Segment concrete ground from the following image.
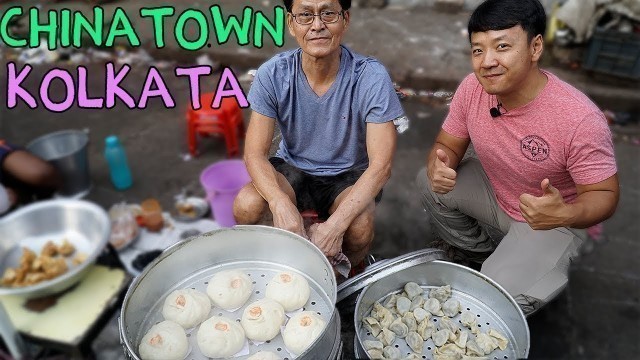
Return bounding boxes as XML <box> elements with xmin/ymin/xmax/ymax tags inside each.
<box><xmin>0</xmin><ymin>0</ymin><xmax>639</xmax><ymax>359</ymax></box>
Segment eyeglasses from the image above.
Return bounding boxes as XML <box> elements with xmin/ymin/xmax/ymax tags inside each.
<box><xmin>291</xmin><ymin>10</ymin><xmax>344</xmax><ymax>25</ymax></box>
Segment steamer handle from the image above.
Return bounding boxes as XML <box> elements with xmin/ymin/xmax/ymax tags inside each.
<box><xmin>0</xmin><ymin>302</ymin><xmax>27</xmax><ymax>359</ymax></box>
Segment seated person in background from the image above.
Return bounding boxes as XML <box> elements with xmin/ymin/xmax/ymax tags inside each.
<box><xmin>415</xmin><ymin>0</ymin><xmax>619</xmax><ymax>315</ymax></box>
<box><xmin>233</xmin><ymin>0</ymin><xmax>405</xmax><ymax>271</ymax></box>
<box><xmin>0</xmin><ymin>139</ymin><xmax>61</xmax><ymax>215</ymax></box>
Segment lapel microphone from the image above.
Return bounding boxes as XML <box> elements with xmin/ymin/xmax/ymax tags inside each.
<box><xmin>490</xmin><ymin>102</ymin><xmax>503</xmax><ymax>118</ymax></box>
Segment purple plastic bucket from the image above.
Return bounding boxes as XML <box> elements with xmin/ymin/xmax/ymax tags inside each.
<box><xmin>199</xmin><ymin>160</ymin><xmax>251</xmax><ymax>227</ymax></box>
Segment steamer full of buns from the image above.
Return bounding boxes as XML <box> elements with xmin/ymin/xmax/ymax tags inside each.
<box><xmin>119</xmin><ymin>225</ymin><xmax>342</xmax><ymax>360</ymax></box>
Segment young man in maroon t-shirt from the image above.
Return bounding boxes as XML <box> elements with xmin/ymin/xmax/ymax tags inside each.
<box><xmin>416</xmin><ymin>0</ymin><xmax>619</xmax><ymax>315</ymax></box>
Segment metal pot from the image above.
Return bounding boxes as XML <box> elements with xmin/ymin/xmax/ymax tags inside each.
<box><xmin>119</xmin><ymin>225</ymin><xmax>341</xmax><ymax>359</ymax></box>
<box><xmin>27</xmin><ymin>129</ymin><xmax>91</xmax><ymax>198</ymax></box>
<box><xmin>0</xmin><ymin>199</ymin><xmax>110</xmax><ymax>299</ymax></box>
<box><xmin>352</xmin><ymin>259</ymin><xmax>530</xmax><ymax>359</ymax></box>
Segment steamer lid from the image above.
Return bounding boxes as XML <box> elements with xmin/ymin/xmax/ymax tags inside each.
<box><xmin>336</xmin><ymin>248</ymin><xmax>446</xmax><ymax>302</ymax></box>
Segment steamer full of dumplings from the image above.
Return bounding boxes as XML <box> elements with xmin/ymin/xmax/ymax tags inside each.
<box><xmin>118</xmin><ymin>225</ymin><xmax>343</xmax><ymax>360</ymax></box>
<box><xmin>340</xmin><ymin>252</ymin><xmax>530</xmax><ymax>359</ymax></box>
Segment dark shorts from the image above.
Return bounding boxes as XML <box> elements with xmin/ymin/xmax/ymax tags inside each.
<box><xmin>269</xmin><ymin>157</ymin><xmax>382</xmax><ymax>220</ymax></box>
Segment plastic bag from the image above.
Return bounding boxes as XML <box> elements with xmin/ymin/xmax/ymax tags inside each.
<box><xmin>108</xmin><ymin>202</ymin><xmax>140</xmax><ymax>250</ymax></box>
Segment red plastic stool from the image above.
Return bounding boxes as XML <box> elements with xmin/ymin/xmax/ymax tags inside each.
<box><xmin>301</xmin><ymin>209</ymin><xmax>324</xmax><ymax>229</ymax></box>
<box><xmin>187</xmin><ymin>93</ymin><xmax>245</xmax><ymax>157</ymax></box>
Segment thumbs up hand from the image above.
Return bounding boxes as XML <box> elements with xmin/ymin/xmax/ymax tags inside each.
<box><xmin>428</xmin><ymin>149</ymin><xmax>457</xmax><ymax>194</ymax></box>
<box><xmin>519</xmin><ymin>179</ymin><xmax>569</xmax><ymax>230</ymax></box>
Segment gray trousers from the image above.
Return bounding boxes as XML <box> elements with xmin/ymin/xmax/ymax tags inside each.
<box><xmin>416</xmin><ymin>158</ymin><xmax>585</xmax><ymax>315</ymax></box>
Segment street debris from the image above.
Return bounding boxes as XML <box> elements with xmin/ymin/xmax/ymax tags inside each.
<box><xmin>196</xmin><ymin>54</ymin><xmax>220</xmax><ymax>70</ymax></box>
<box><xmin>116</xmin><ymin>47</ymin><xmax>154</xmax><ymax>65</ymax></box>
<box><xmin>394</xmin><ymin>83</ymin><xmax>454</xmax><ymax>106</ymax></box>
<box><xmin>555</xmin><ymin>0</ymin><xmax>640</xmax><ymax>44</ymax></box>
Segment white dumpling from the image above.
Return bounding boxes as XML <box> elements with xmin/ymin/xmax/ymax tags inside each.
<box><xmin>161</xmin><ymin>288</ymin><xmax>211</xmax><ymax>329</ymax></box>
<box><xmin>376</xmin><ymin>327</ymin><xmax>396</xmax><ymax>347</ymax></box>
<box><xmin>241</xmin><ymin>298</ymin><xmax>285</xmax><ymax>341</ymax></box>
<box><xmin>439</xmin><ymin>316</ymin><xmax>459</xmax><ymax>333</ymax></box>
<box><xmin>424</xmin><ymin>298</ymin><xmax>444</xmax><ymax>316</ymax></box>
<box><xmin>476</xmin><ymin>333</ymin><xmax>499</xmax><ymax>354</ymax></box>
<box><xmin>433</xmin><ymin>329</ymin><xmax>453</xmax><ymax>347</ymax></box>
<box><xmin>196</xmin><ymin>315</ymin><xmax>246</xmax><ymax>358</ymax></box>
<box><xmin>460</xmin><ymin>310</ymin><xmax>479</xmax><ymax>334</ymax></box>
<box><xmin>363</xmin><ymin>340</ymin><xmax>384</xmax><ymax>351</ymax></box>
<box><xmin>396</xmin><ymin>296</ymin><xmax>412</xmax><ymax>315</ymax></box>
<box><xmin>413</xmin><ymin>307</ymin><xmax>430</xmax><ymax>323</ymax></box>
<box><xmin>389</xmin><ymin>317</ymin><xmax>409</xmax><ymax>338</ymax></box>
<box><xmin>433</xmin><ymin>354</ymin><xmax>459</xmax><ymax>360</ymax></box>
<box><xmin>372</xmin><ymin>302</ymin><xmax>395</xmax><ymax>328</ymax></box>
<box><xmin>455</xmin><ymin>330</ymin><xmax>470</xmax><ymax>348</ymax></box>
<box><xmin>417</xmin><ymin>318</ymin><xmax>437</xmax><ymax>340</ymax></box>
<box><xmin>282</xmin><ymin>311</ymin><xmax>326</xmax><ymax>356</ymax></box>
<box><xmin>247</xmin><ymin>351</ymin><xmax>282</xmax><ymax>360</ymax></box>
<box><xmin>367</xmin><ymin>349</ymin><xmax>384</xmax><ymax>359</ymax></box>
<box><xmin>383</xmin><ymin>345</ymin><xmax>402</xmax><ymax>359</ymax></box>
<box><xmin>265</xmin><ymin>271</ymin><xmax>310</xmax><ymax>311</ymax></box>
<box><xmin>402</xmin><ymin>312</ymin><xmax>418</xmax><ymax>332</ymax></box>
<box><xmin>206</xmin><ymin>270</ymin><xmax>253</xmax><ymax>310</ymax></box>
<box><xmin>404</xmin><ymin>282</ymin><xmax>423</xmax><ymax>300</ymax></box>
<box><xmin>429</xmin><ymin>285</ymin><xmax>452</xmax><ymax>303</ymax></box>
<box><xmin>410</xmin><ymin>296</ymin><xmax>425</xmax><ymax>311</ymax></box>
<box><xmin>363</xmin><ymin>316</ymin><xmax>383</xmax><ymax>337</ymax></box>
<box><xmin>442</xmin><ymin>298</ymin><xmax>461</xmax><ymax>318</ymax></box>
<box><xmin>406</xmin><ymin>331</ymin><xmax>424</xmax><ymax>353</ymax></box>
<box><xmin>139</xmin><ymin>321</ymin><xmax>188</xmax><ymax>360</ymax></box>
<box><xmin>437</xmin><ymin>343</ymin><xmax>465</xmax><ymax>356</ymax></box>
<box><xmin>465</xmin><ymin>339</ymin><xmax>486</xmax><ymax>357</ymax></box>
<box><xmin>488</xmin><ymin>328</ymin><xmax>509</xmax><ymax>350</ymax></box>
<box><xmin>383</xmin><ymin>294</ymin><xmax>399</xmax><ymax>311</ymax></box>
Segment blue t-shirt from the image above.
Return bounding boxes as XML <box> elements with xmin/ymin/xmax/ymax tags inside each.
<box><xmin>248</xmin><ymin>46</ymin><xmax>405</xmax><ymax>176</ymax></box>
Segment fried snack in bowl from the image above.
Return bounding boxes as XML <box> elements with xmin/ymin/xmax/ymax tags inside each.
<box><xmin>1</xmin><ymin>241</ymin><xmax>82</xmax><ymax>288</ymax></box>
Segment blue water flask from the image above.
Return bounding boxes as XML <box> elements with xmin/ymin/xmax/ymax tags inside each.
<box><xmin>104</xmin><ymin>135</ymin><xmax>133</xmax><ymax>190</ymax></box>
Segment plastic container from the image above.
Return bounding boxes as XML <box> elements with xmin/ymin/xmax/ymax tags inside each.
<box><xmin>199</xmin><ymin>160</ymin><xmax>251</xmax><ymax>227</ymax></box>
<box><xmin>26</xmin><ymin>129</ymin><xmax>91</xmax><ymax>198</ymax></box>
<box><xmin>140</xmin><ymin>198</ymin><xmax>163</xmax><ymax>232</ymax></box>
<box><xmin>583</xmin><ymin>28</ymin><xmax>640</xmax><ymax>80</ymax></box>
<box><xmin>104</xmin><ymin>135</ymin><xmax>132</xmax><ymax>190</ymax></box>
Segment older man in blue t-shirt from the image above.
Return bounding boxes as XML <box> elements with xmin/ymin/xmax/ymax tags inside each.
<box><xmin>233</xmin><ymin>0</ymin><xmax>405</xmax><ymax>271</ymax></box>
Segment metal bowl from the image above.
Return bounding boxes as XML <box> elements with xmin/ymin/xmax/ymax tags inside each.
<box><xmin>0</xmin><ymin>199</ymin><xmax>110</xmax><ymax>299</ymax></box>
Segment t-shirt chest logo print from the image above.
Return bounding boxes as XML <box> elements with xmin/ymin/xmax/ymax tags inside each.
<box><xmin>521</xmin><ymin>135</ymin><xmax>550</xmax><ymax>161</ymax></box>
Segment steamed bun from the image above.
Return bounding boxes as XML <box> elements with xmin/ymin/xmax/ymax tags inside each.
<box><xmin>162</xmin><ymin>288</ymin><xmax>211</xmax><ymax>328</ymax></box>
<box><xmin>138</xmin><ymin>320</ymin><xmax>188</xmax><ymax>360</ymax></box>
<box><xmin>265</xmin><ymin>271</ymin><xmax>310</xmax><ymax>311</ymax></box>
<box><xmin>240</xmin><ymin>298</ymin><xmax>285</xmax><ymax>341</ymax></box>
<box><xmin>206</xmin><ymin>270</ymin><xmax>253</xmax><ymax>310</ymax></box>
<box><xmin>197</xmin><ymin>315</ymin><xmax>246</xmax><ymax>358</ymax></box>
<box><xmin>282</xmin><ymin>311</ymin><xmax>326</xmax><ymax>356</ymax></box>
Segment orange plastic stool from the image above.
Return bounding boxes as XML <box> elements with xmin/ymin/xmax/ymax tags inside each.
<box><xmin>187</xmin><ymin>93</ymin><xmax>245</xmax><ymax>157</ymax></box>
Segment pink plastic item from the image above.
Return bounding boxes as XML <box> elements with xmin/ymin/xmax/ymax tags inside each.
<box><xmin>200</xmin><ymin>160</ymin><xmax>251</xmax><ymax>227</ymax></box>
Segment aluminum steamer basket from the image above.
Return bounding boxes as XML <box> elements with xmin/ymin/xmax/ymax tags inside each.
<box><xmin>119</xmin><ymin>225</ymin><xmax>338</xmax><ymax>359</ymax></box>
<box><xmin>354</xmin><ymin>260</ymin><xmax>529</xmax><ymax>359</ymax></box>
